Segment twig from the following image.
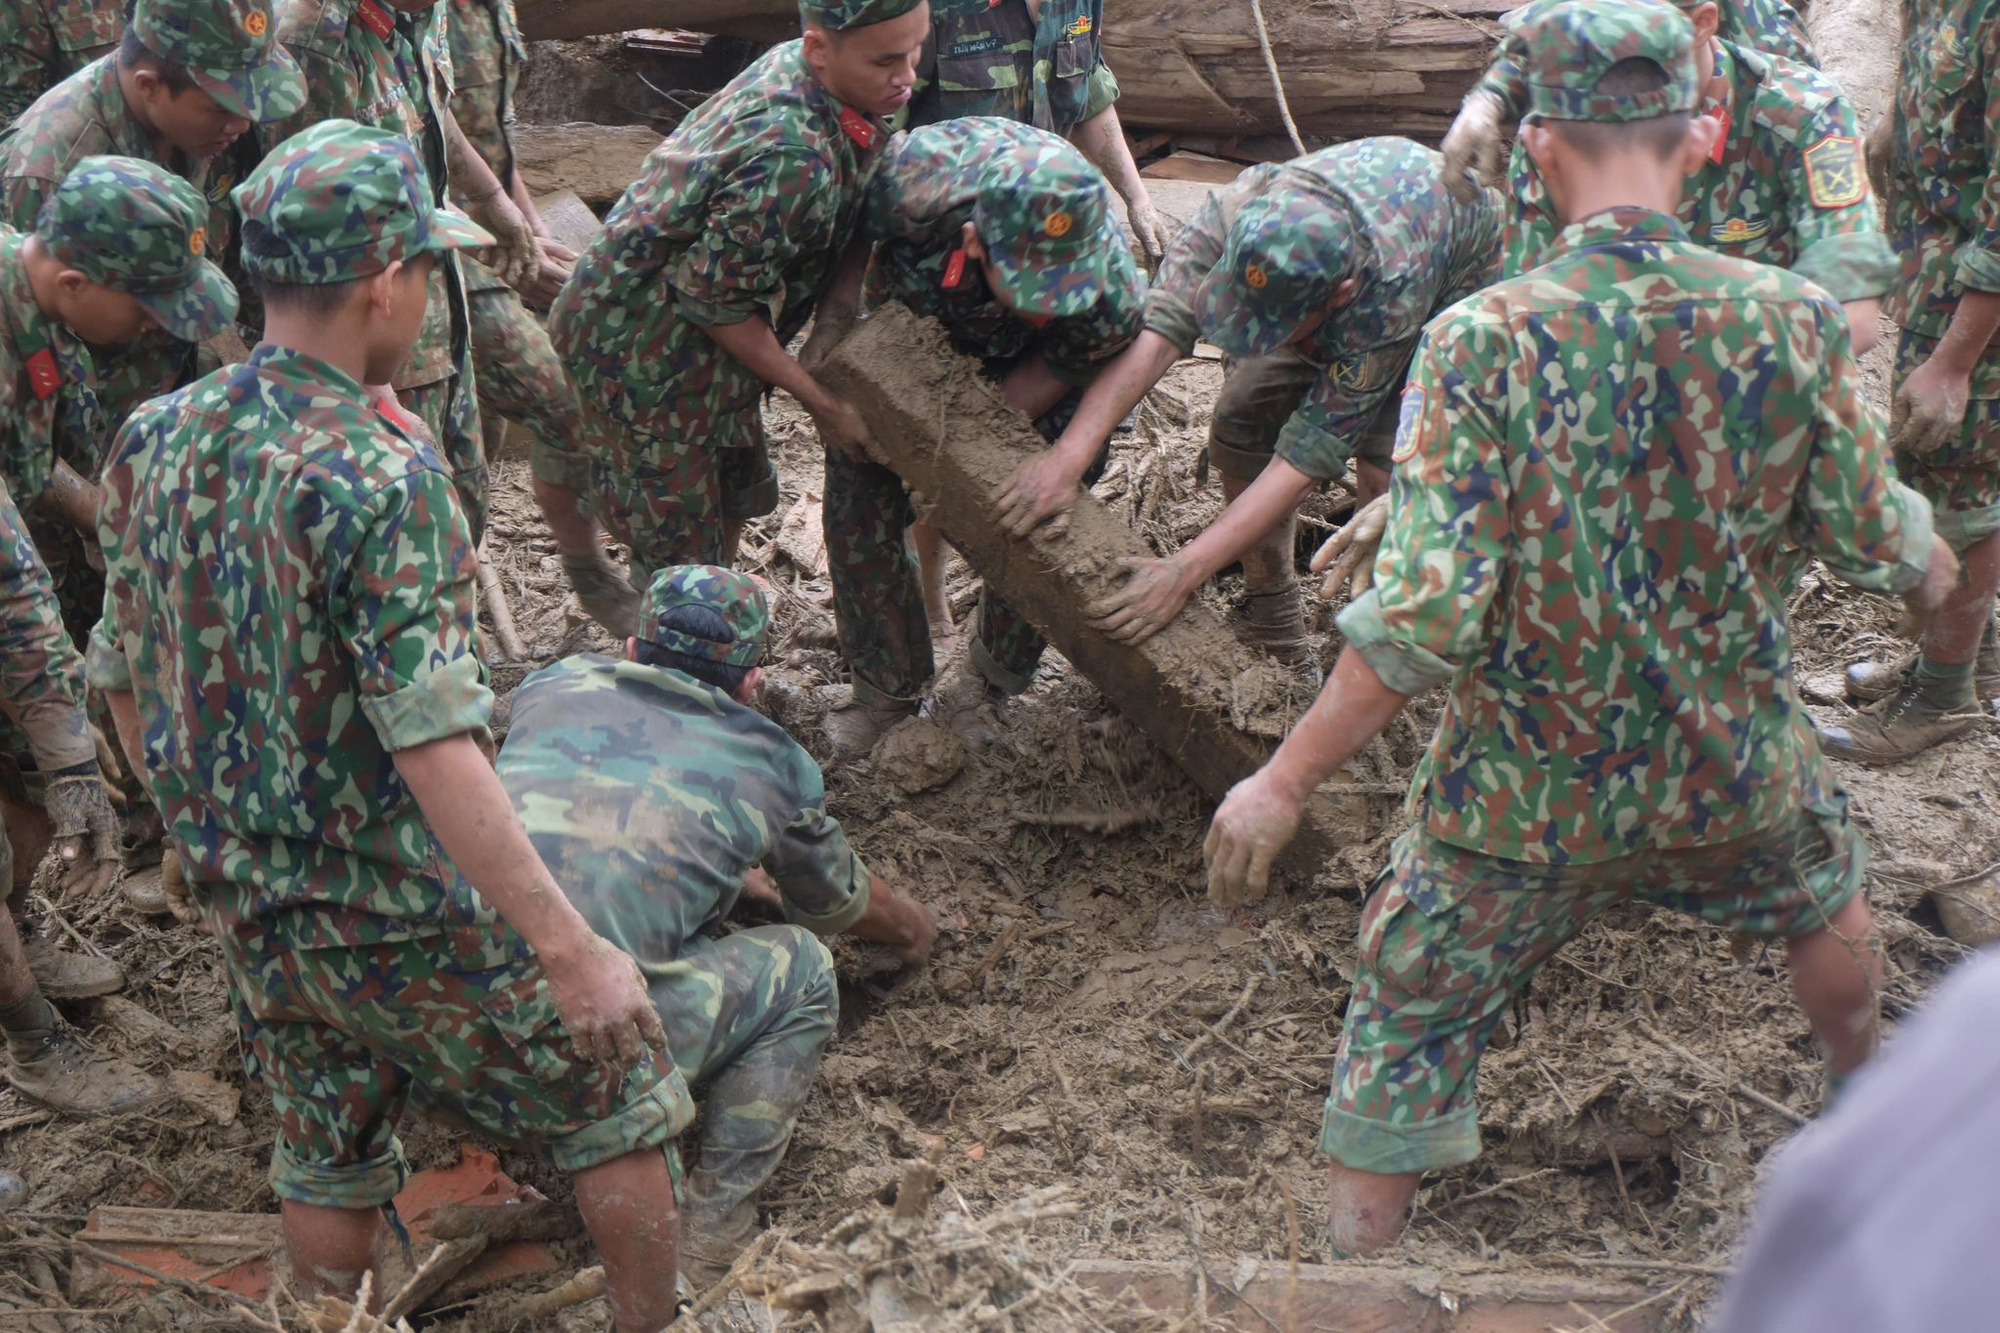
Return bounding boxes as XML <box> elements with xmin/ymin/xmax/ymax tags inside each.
<box><xmin>1133</xmin><ymin>978</ymin><xmax>1200</xmax><ymax>1028</ymax></box>
<box><xmin>1246</xmin><ymin>0</ymin><xmax>1306</xmax><ymax>155</ymax></box>
<box><xmin>512</xmin><ymin>1266</ymin><xmax>606</xmax><ymax>1320</ymax></box>
<box><xmin>954</xmin><ymin>920</ymin><xmax>1022</xmax><ymax>993</ymax></box>
<box><xmin>1008</xmin><ymin>806</ymin><xmax>1161</xmax><ymax>834</ymax></box>
<box><xmin>380</xmin><ymin>1236</ymin><xmax>487</xmax><ymax>1322</ymax></box>
<box><xmin>1540</xmin><ymin>1255</ymin><xmax>1731</xmax><ymax>1277</ymax></box>
<box><xmin>66</xmin><ymin>1239</ymin><xmax>285</xmax><ymax>1331</ymax></box>
<box><xmin>475</xmin><ymin>539</ymin><xmax>527</xmax><ymax>662</ymax></box>
<box><xmin>1441</xmin><ymin>1166</ymin><xmax>1559</xmax><ymax>1210</ymax></box>
<box><xmin>0</xmin><ymin>1111</ymin><xmax>54</xmax><ymax>1134</ymax></box>
<box><xmin>667</xmin><ymin>1231</ymin><xmax>774</xmax><ymax>1329</ymax></box>
<box><xmin>1641</xmin><ymin>1028</ymin><xmax>1808</xmax><ymax>1127</ymax></box>
<box><xmin>1179</xmin><ymin>976</ymin><xmax>1260</xmax><ymax>1065</ymax></box>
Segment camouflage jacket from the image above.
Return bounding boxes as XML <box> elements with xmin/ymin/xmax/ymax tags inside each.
<box><xmin>445</xmin><ymin>0</ymin><xmax>523</xmax><ymax>179</ymax></box>
<box><xmin>1146</xmin><ymin>138</ymin><xmax>1500</xmax><ymax>480</ymax></box>
<box><xmin>497</xmin><ymin>655</ymin><xmax>872</xmax><ymax>974</ymax></box>
<box><xmin>906</xmin><ymin>0</ymin><xmax>1119</xmax><ymax>133</ymax></box>
<box><xmin>0</xmin><ymin>474</ymin><xmax>89</xmax><ymax>773</ymax></box>
<box><xmin>1478</xmin><ymin>0</ymin><xmax>1816</xmax><ymax>112</ymax></box>
<box><xmin>0</xmin><ymin>230</ymin><xmax>102</xmax><ymax>506</ymax></box>
<box><xmin>0</xmin><ymin>0</ymin><xmax>119</xmax><ymax>128</ymax></box>
<box><xmin>0</xmin><ymin>56</ymin><xmax>232</xmax><ymax>435</ymax></box>
<box><xmin>274</xmin><ymin>0</ymin><xmax>462</xmax><ymax>391</ymax></box>
<box><xmin>1340</xmin><ymin>207</ymin><xmax>1932</xmax><ymax>865</ymax></box>
<box><xmin>86</xmin><ymin>343</ymin><xmax>496</xmax><ymax>947</ymax></box>
<box><xmin>548</xmin><ymin>40</ymin><xmax>886</xmax><ymax>435</ymax></box>
<box><xmin>1881</xmin><ymin>0</ymin><xmax>2000</xmax><ymax>394</ymax></box>
<box><xmin>1502</xmin><ymin>40</ymin><xmax>1894</xmax><ymax>302</ymax></box>
<box><xmin>863</xmin><ymin>120</ymin><xmax>1142</xmax><ymax>381</ymax></box>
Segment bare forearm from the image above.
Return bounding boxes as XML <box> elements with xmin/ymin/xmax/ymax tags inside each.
<box><xmin>998</xmin><ymin>355</ymin><xmax>1071</xmax><ymax>422</ymax></box>
<box><xmin>1069</xmin><ymin>103</ymin><xmax>1147</xmax><ymax>206</ymax></box>
<box><xmin>105</xmin><ymin>688</ymin><xmax>146</xmax><ymax>781</ymax></box>
<box><xmin>848</xmin><ymin>873</ymin><xmax>929</xmax><ymax>950</ymax></box>
<box><xmin>1933</xmin><ymin>290</ymin><xmax>2000</xmax><ymax>374</ymax></box>
<box><xmin>1843</xmin><ymin>298</ymin><xmax>1881</xmax><ymax>357</ymax></box>
<box><xmin>1262</xmin><ymin>646</ymin><xmax>1409</xmax><ymax>803</ymax></box>
<box><xmin>1181</xmin><ymin>459</ymin><xmax>1317</xmax><ymax>584</ymax></box>
<box><xmin>394</xmin><ymin>733</ymin><xmax>594</xmax><ymax>964</ymax></box>
<box><xmin>702</xmin><ymin>316</ymin><xmax>841</xmax><ymax>417</ymax></box>
<box><xmin>41</xmin><ymin>461</ymin><xmax>100</xmax><ymax>534</ymax></box>
<box><xmin>1052</xmin><ymin>330</ymin><xmax>1180</xmax><ymax>469</ymax></box>
<box><xmin>444</xmin><ymin>109</ymin><xmax>508</xmax><ymax>202</ymax></box>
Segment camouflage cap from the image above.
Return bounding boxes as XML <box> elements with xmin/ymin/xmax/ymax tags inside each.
<box><xmin>1520</xmin><ymin>0</ymin><xmax>1699</xmax><ymax>123</ymax></box>
<box><xmin>129</xmin><ymin>0</ymin><xmax>306</xmax><ymax>124</ymax></box>
<box><xmin>37</xmin><ymin>156</ymin><xmax>238</xmax><ymax>342</ymax></box>
<box><xmin>799</xmin><ymin>0</ymin><xmax>924</xmax><ymax>31</ymax></box>
<box><xmin>972</xmin><ymin>134</ymin><xmax>1118</xmax><ymax>320</ymax></box>
<box><xmin>640</xmin><ymin>565</ymin><xmax>771</xmax><ymax>670</ymax></box>
<box><xmin>1189</xmin><ymin>191</ymin><xmax>1355</xmax><ymax>360</ymax></box>
<box><xmin>233</xmin><ymin>121</ymin><xmax>495</xmax><ymax>286</ymax></box>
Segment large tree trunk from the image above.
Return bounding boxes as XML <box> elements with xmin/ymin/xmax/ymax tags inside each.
<box><xmin>516</xmin><ymin>0</ymin><xmax>1521</xmax><ymax>141</ymax></box>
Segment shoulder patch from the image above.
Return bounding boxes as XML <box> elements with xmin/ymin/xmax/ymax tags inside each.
<box><xmin>1803</xmin><ymin>135</ymin><xmax>1866</xmax><ymax>210</ymax></box>
<box><xmin>1389</xmin><ymin>382</ymin><xmax>1426</xmax><ymax>465</ymax></box>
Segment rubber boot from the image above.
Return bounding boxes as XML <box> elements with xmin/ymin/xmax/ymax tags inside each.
<box><xmin>20</xmin><ymin>935</ymin><xmax>123</xmax><ymax>1000</ymax></box>
<box><xmin>1820</xmin><ymin>658</ymin><xmax>1983</xmax><ymax>764</ymax></box>
<box><xmin>817</xmin><ymin>686</ymin><xmax>917</xmax><ymax>759</ymax></box>
<box><xmin>1846</xmin><ymin>621</ymin><xmax>2000</xmax><ymax>703</ymax></box>
<box><xmin>2</xmin><ymin>992</ymin><xmax>162</xmax><ymax>1116</ymax></box>
<box><xmin>562</xmin><ymin>551</ymin><xmax>641</xmax><ymax>637</ymax></box>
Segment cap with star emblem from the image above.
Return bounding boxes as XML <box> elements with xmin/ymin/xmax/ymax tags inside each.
<box><xmin>1518</xmin><ymin>0</ymin><xmax>1698</xmax><ymax>124</ymax></box>
<box><xmin>798</xmin><ymin>0</ymin><xmax>925</xmax><ymax>31</ymax></box>
<box><xmin>971</xmin><ymin>133</ymin><xmax>1119</xmax><ymax>319</ymax></box>
<box><xmin>233</xmin><ymin>121</ymin><xmax>495</xmax><ymax>286</ymax></box>
<box><xmin>36</xmin><ymin>156</ymin><xmax>239</xmax><ymax>342</ymax></box>
<box><xmin>129</xmin><ymin>0</ymin><xmax>306</xmax><ymax>123</ymax></box>
<box><xmin>1189</xmin><ymin>190</ymin><xmax>1356</xmax><ymax>360</ymax></box>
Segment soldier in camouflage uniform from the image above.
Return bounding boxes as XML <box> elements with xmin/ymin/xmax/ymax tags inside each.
<box><xmin>88</xmin><ymin>122</ymin><xmax>685</xmax><ymax>1321</ymax></box>
<box><xmin>1202</xmin><ymin>0</ymin><xmax>1948</xmax><ymax>1257</ymax></box>
<box><xmin>1005</xmin><ymin>138</ymin><xmax>1497</xmax><ymax>668</ymax></box>
<box><xmin>272</xmin><ymin>0</ymin><xmax>550</xmax><ymax>546</ymax></box>
<box><xmin>0</xmin><ymin>0</ymin><xmax>121</xmax><ymax>127</ymax></box>
<box><xmin>1822</xmin><ymin>0</ymin><xmax>2000</xmax><ymax>762</ymax></box>
<box><xmin>498</xmin><ymin>564</ymin><xmax>935</xmax><ymax>1284</ymax></box>
<box><xmin>445</xmin><ymin>0</ymin><xmax>635</xmax><ymax>630</ymax></box>
<box><xmin>808</xmin><ymin>116</ymin><xmax>1141</xmax><ymax>752</ymax></box>
<box><xmin>546</xmin><ymin>0</ymin><xmax>930</xmax><ymax>600</ymax></box>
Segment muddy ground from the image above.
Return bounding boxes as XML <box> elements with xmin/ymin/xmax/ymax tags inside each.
<box><xmin>0</xmin><ymin>332</ymin><xmax>1989</xmax><ymax>1329</ymax></box>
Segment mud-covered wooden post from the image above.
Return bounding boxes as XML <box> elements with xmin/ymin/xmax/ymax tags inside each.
<box><xmin>820</xmin><ymin>303</ymin><xmax>1377</xmax><ymax>880</ymax></box>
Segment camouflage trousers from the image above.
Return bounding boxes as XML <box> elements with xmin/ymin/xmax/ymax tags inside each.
<box><xmin>397</xmin><ymin>367</ymin><xmax>489</xmax><ymax>549</ymax></box>
<box><xmin>465</xmin><ymin>261</ymin><xmax>589</xmax><ymax>498</ymax></box>
<box><xmin>826</xmin><ymin>389</ymin><xmax>1093</xmax><ymax>703</ymax></box>
<box><xmin>651</xmin><ymin>923</ymin><xmax>838</xmax><ymax>1260</ymax></box>
<box><xmin>1891</xmin><ymin>328</ymin><xmax>2000</xmax><ymax>553</ymax></box>
<box><xmin>1321</xmin><ymin>805</ymin><xmax>1868</xmax><ymax>1176</ymax></box>
<box><xmin>1209</xmin><ymin>346</ymin><xmax>1398</xmax><ymax>483</ymax></box>
<box><xmin>215</xmin><ymin>914</ymin><xmax>693</xmax><ymax>1209</ymax></box>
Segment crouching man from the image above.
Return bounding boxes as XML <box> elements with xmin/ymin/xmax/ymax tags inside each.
<box><xmin>497</xmin><ymin>564</ymin><xmax>937</xmax><ymax>1284</ymax></box>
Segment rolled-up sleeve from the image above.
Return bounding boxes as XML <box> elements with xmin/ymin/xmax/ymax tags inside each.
<box><xmin>1141</xmin><ymin>188</ymin><xmax>1232</xmax><ymax>353</ymax></box>
<box><xmin>668</xmin><ymin>147</ymin><xmax>836</xmax><ymax>328</ymax></box>
<box><xmin>767</xmin><ymin>756</ymin><xmax>872</xmax><ymax>934</ymax></box>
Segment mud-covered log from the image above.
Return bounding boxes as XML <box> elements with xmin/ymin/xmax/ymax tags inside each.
<box><xmin>517</xmin><ymin>0</ymin><xmax>1523</xmax><ymax>141</ymax></box>
<box><xmin>821</xmin><ymin>304</ymin><xmax>1378</xmax><ymax>874</ymax></box>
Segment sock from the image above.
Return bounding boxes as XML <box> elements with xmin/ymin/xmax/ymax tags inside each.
<box><xmin>0</xmin><ymin>989</ymin><xmax>57</xmax><ymax>1061</ymax></box>
<box><xmin>1911</xmin><ymin>653</ymin><xmax>1976</xmax><ymax>710</ymax></box>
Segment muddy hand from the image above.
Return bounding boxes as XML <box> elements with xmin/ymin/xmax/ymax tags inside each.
<box><xmin>1311</xmin><ymin>494</ymin><xmax>1390</xmax><ymax>599</ymax></box>
<box><xmin>160</xmin><ymin>849</ymin><xmax>206</xmax><ymax>930</ymax></box>
<box><xmin>996</xmin><ymin>450</ymin><xmax>1081</xmax><ymax>538</ymax></box>
<box><xmin>1890</xmin><ymin>358</ymin><xmax>1970</xmax><ymax>455</ymax></box>
<box><xmin>1202</xmin><ymin>769</ymin><xmax>1302</xmax><ymax>910</ymax></box>
<box><xmin>812</xmin><ymin>397</ymin><xmax>873</xmax><ymax>460</ymax></box>
<box><xmin>469</xmin><ymin>189</ymin><xmax>542</xmax><ymax>287</ymax></box>
<box><xmin>1127</xmin><ymin>198</ymin><xmax>1170</xmax><ymax>273</ymax></box>
<box><xmin>740</xmin><ymin>865</ymin><xmax>782</xmax><ymax>909</ymax></box>
<box><xmin>546</xmin><ymin>933</ymin><xmax>669</xmax><ymax>1071</ymax></box>
<box><xmin>1086</xmin><ymin>556</ymin><xmax>1193</xmax><ymax>644</ymax></box>
<box><xmin>1440</xmin><ymin>89</ymin><xmax>1505</xmax><ymax>202</ymax></box>
<box><xmin>43</xmin><ymin>768</ymin><xmax>121</xmax><ymax>898</ymax></box>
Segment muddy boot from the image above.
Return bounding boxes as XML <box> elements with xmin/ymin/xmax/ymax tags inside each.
<box><xmin>818</xmin><ymin>687</ymin><xmax>917</xmax><ymax>760</ymax></box>
<box><xmin>1846</xmin><ymin>623</ymin><xmax>2000</xmax><ymax>703</ymax></box>
<box><xmin>1820</xmin><ymin>659</ymin><xmax>1984</xmax><ymax>765</ymax></box>
<box><xmin>1236</xmin><ymin>581</ymin><xmax>1321</xmax><ymax>682</ymax></box>
<box><xmin>2</xmin><ymin>992</ymin><xmax>163</xmax><ymax>1116</ymax></box>
<box><xmin>562</xmin><ymin>551</ymin><xmax>641</xmax><ymax>637</ymax></box>
<box><xmin>924</xmin><ymin>658</ymin><xmax>1006</xmax><ymax>753</ymax></box>
<box><xmin>20</xmin><ymin>935</ymin><xmax>123</xmax><ymax>1000</ymax></box>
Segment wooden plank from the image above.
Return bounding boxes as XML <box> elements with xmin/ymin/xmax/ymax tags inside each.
<box><xmin>820</xmin><ymin>304</ymin><xmax>1382</xmax><ymax>884</ymax></box>
<box><xmin>1139</xmin><ymin>151</ymin><xmax>1245</xmax><ymax>184</ymax></box>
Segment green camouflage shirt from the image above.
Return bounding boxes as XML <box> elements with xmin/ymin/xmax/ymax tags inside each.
<box><xmin>86</xmin><ymin>343</ymin><xmax>496</xmax><ymax>948</ymax></box>
<box><xmin>445</xmin><ymin>0</ymin><xmax>522</xmax><ymax>179</ymax></box>
<box><xmin>0</xmin><ymin>230</ymin><xmax>102</xmax><ymax>506</ymax></box>
<box><xmin>1500</xmin><ymin>40</ymin><xmax>1893</xmax><ymax>301</ymax></box>
<box><xmin>863</xmin><ymin>118</ymin><xmax>1142</xmax><ymax>381</ymax></box>
<box><xmin>906</xmin><ymin>0</ymin><xmax>1118</xmax><ymax>133</ymax></box>
<box><xmin>0</xmin><ymin>0</ymin><xmax>120</xmax><ymax>127</ymax></box>
<box><xmin>548</xmin><ymin>40</ymin><xmax>885</xmax><ymax>436</ymax></box>
<box><xmin>1881</xmin><ymin>0</ymin><xmax>2000</xmax><ymax>395</ymax></box>
<box><xmin>0</xmin><ymin>55</ymin><xmax>232</xmax><ymax>433</ymax></box>
<box><xmin>0</xmin><ymin>475</ymin><xmax>90</xmax><ymax>772</ymax></box>
<box><xmin>497</xmin><ymin>655</ymin><xmax>871</xmax><ymax>976</ymax></box>
<box><xmin>1340</xmin><ymin>208</ymin><xmax>1932</xmax><ymax>865</ymax></box>
<box><xmin>1146</xmin><ymin>137</ymin><xmax>1500</xmax><ymax>480</ymax></box>
<box><xmin>273</xmin><ymin>0</ymin><xmax>462</xmax><ymax>392</ymax></box>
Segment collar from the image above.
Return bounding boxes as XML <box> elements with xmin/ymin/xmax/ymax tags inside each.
<box><xmin>1553</xmin><ymin>207</ymin><xmax>1689</xmax><ymax>254</ymax></box>
<box><xmin>800</xmin><ymin>54</ymin><xmax>885</xmax><ymax>154</ymax></box>
<box><xmin>1</xmin><ymin>234</ymin><xmax>78</xmax><ymax>402</ymax></box>
<box><xmin>245</xmin><ymin>342</ymin><xmax>373</xmax><ymax>405</ymax></box>
<box><xmin>1699</xmin><ymin>40</ymin><xmax>1739</xmax><ymax>165</ymax></box>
